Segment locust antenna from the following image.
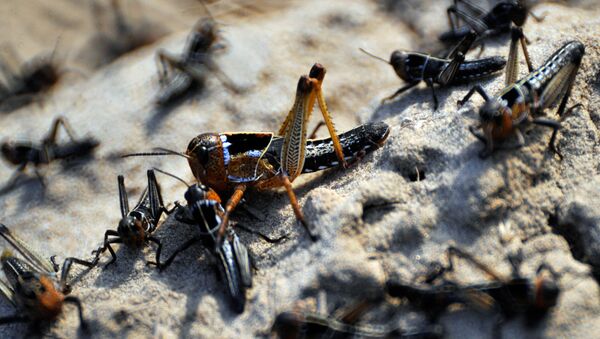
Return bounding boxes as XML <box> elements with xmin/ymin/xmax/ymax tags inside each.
<box><xmin>359</xmin><ymin>48</ymin><xmax>390</xmax><ymax>64</ymax></box>
<box><xmin>152</xmin><ymin>167</ymin><xmax>190</xmax><ymax>188</ymax></box>
<box><xmin>122</xmin><ymin>148</ymin><xmax>191</xmax><ymax>159</ymax></box>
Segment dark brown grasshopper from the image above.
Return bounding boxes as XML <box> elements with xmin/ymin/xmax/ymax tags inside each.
<box><xmin>0</xmin><ymin>224</ymin><xmax>96</xmax><ymax>329</ymax></box>
<box><xmin>155</xmin><ymin>8</ymin><xmax>239</xmax><ymax>106</ymax></box>
<box><xmin>361</xmin><ymin>31</ymin><xmax>506</xmax><ymax>110</ymax></box>
<box><xmin>386</xmin><ymin>246</ymin><xmax>560</xmax><ymax>338</ymax></box>
<box><xmin>146</xmin><ymin>170</ymin><xmax>253</xmax><ymax>313</ymax></box>
<box><xmin>0</xmin><ymin>43</ymin><xmax>62</xmax><ymax>112</ymax></box>
<box><xmin>458</xmin><ymin>38</ymin><xmax>585</xmax><ymax>158</ymax></box>
<box><xmin>0</xmin><ymin>116</ymin><xmax>99</xmax><ymax>193</ymax></box>
<box><xmin>91</xmin><ymin>169</ymin><xmax>173</xmax><ymax>266</ymax></box>
<box><xmin>272</xmin><ymin>300</ymin><xmax>444</xmax><ymax>339</ymax></box>
<box><xmin>127</xmin><ymin>63</ymin><xmax>390</xmax><ymax>245</ymax></box>
<box><xmin>439</xmin><ymin>0</ymin><xmax>542</xmax><ymax>48</ymax></box>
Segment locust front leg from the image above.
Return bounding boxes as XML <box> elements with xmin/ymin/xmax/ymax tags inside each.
<box><xmin>214</xmin><ymin>184</ymin><xmax>247</xmax><ymax>248</ymax></box>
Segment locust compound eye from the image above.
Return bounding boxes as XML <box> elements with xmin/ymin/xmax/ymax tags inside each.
<box><xmin>198</xmin><ymin>146</ymin><xmax>210</xmax><ymax>165</ymax></box>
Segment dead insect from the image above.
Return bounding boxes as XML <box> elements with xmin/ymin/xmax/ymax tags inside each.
<box><xmin>155</xmin><ymin>5</ymin><xmax>239</xmax><ymax>106</ymax></box>
<box><xmin>146</xmin><ymin>170</ymin><xmax>252</xmax><ymax>314</ymax></box>
<box><xmin>0</xmin><ymin>224</ymin><xmax>96</xmax><ymax>329</ymax></box>
<box><xmin>0</xmin><ymin>43</ymin><xmax>62</xmax><ymax>112</ymax></box>
<box><xmin>439</xmin><ymin>0</ymin><xmax>542</xmax><ymax>46</ymax></box>
<box><xmin>0</xmin><ymin>116</ymin><xmax>100</xmax><ymax>193</ymax></box>
<box><xmin>386</xmin><ymin>246</ymin><xmax>560</xmax><ymax>338</ymax></box>
<box><xmin>361</xmin><ymin>31</ymin><xmax>506</xmax><ymax>110</ymax></box>
<box><xmin>91</xmin><ymin>169</ymin><xmax>173</xmax><ymax>266</ymax></box>
<box><xmin>272</xmin><ymin>298</ymin><xmax>443</xmax><ymax>339</ymax></box>
<box><xmin>458</xmin><ymin>39</ymin><xmax>584</xmax><ymax>158</ymax></box>
<box><xmin>126</xmin><ymin>63</ymin><xmax>390</xmax><ymax>245</ymax></box>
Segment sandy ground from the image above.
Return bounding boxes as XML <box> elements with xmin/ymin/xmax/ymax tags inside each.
<box><xmin>0</xmin><ymin>0</ymin><xmax>599</xmax><ymax>338</ymax></box>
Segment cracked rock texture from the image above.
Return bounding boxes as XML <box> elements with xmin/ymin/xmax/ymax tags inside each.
<box><xmin>0</xmin><ymin>0</ymin><xmax>599</xmax><ymax>338</ymax></box>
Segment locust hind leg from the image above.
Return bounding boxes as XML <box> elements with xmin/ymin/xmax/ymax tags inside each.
<box><xmin>446</xmin><ymin>246</ymin><xmax>505</xmax><ymax>281</ymax></box>
<box><xmin>437</xmin><ymin>31</ymin><xmax>475</xmax><ymax>90</ymax></box>
<box><xmin>146</xmin><ymin>169</ymin><xmax>166</xmax><ymax>222</ymax></box>
<box><xmin>0</xmin><ymin>163</ymin><xmax>27</xmax><ymax>195</ymax></box>
<box><xmin>555</xmin><ymin>60</ymin><xmax>583</xmax><ymax>117</ymax></box>
<box><xmin>505</xmin><ymin>27</ymin><xmax>534</xmax><ymax>86</ymax></box>
<box><xmin>310</xmin><ymin>64</ymin><xmax>348</xmax><ymax>168</ymax></box>
<box><xmin>43</xmin><ymin>116</ymin><xmax>78</xmax><ymax>145</ymax></box>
